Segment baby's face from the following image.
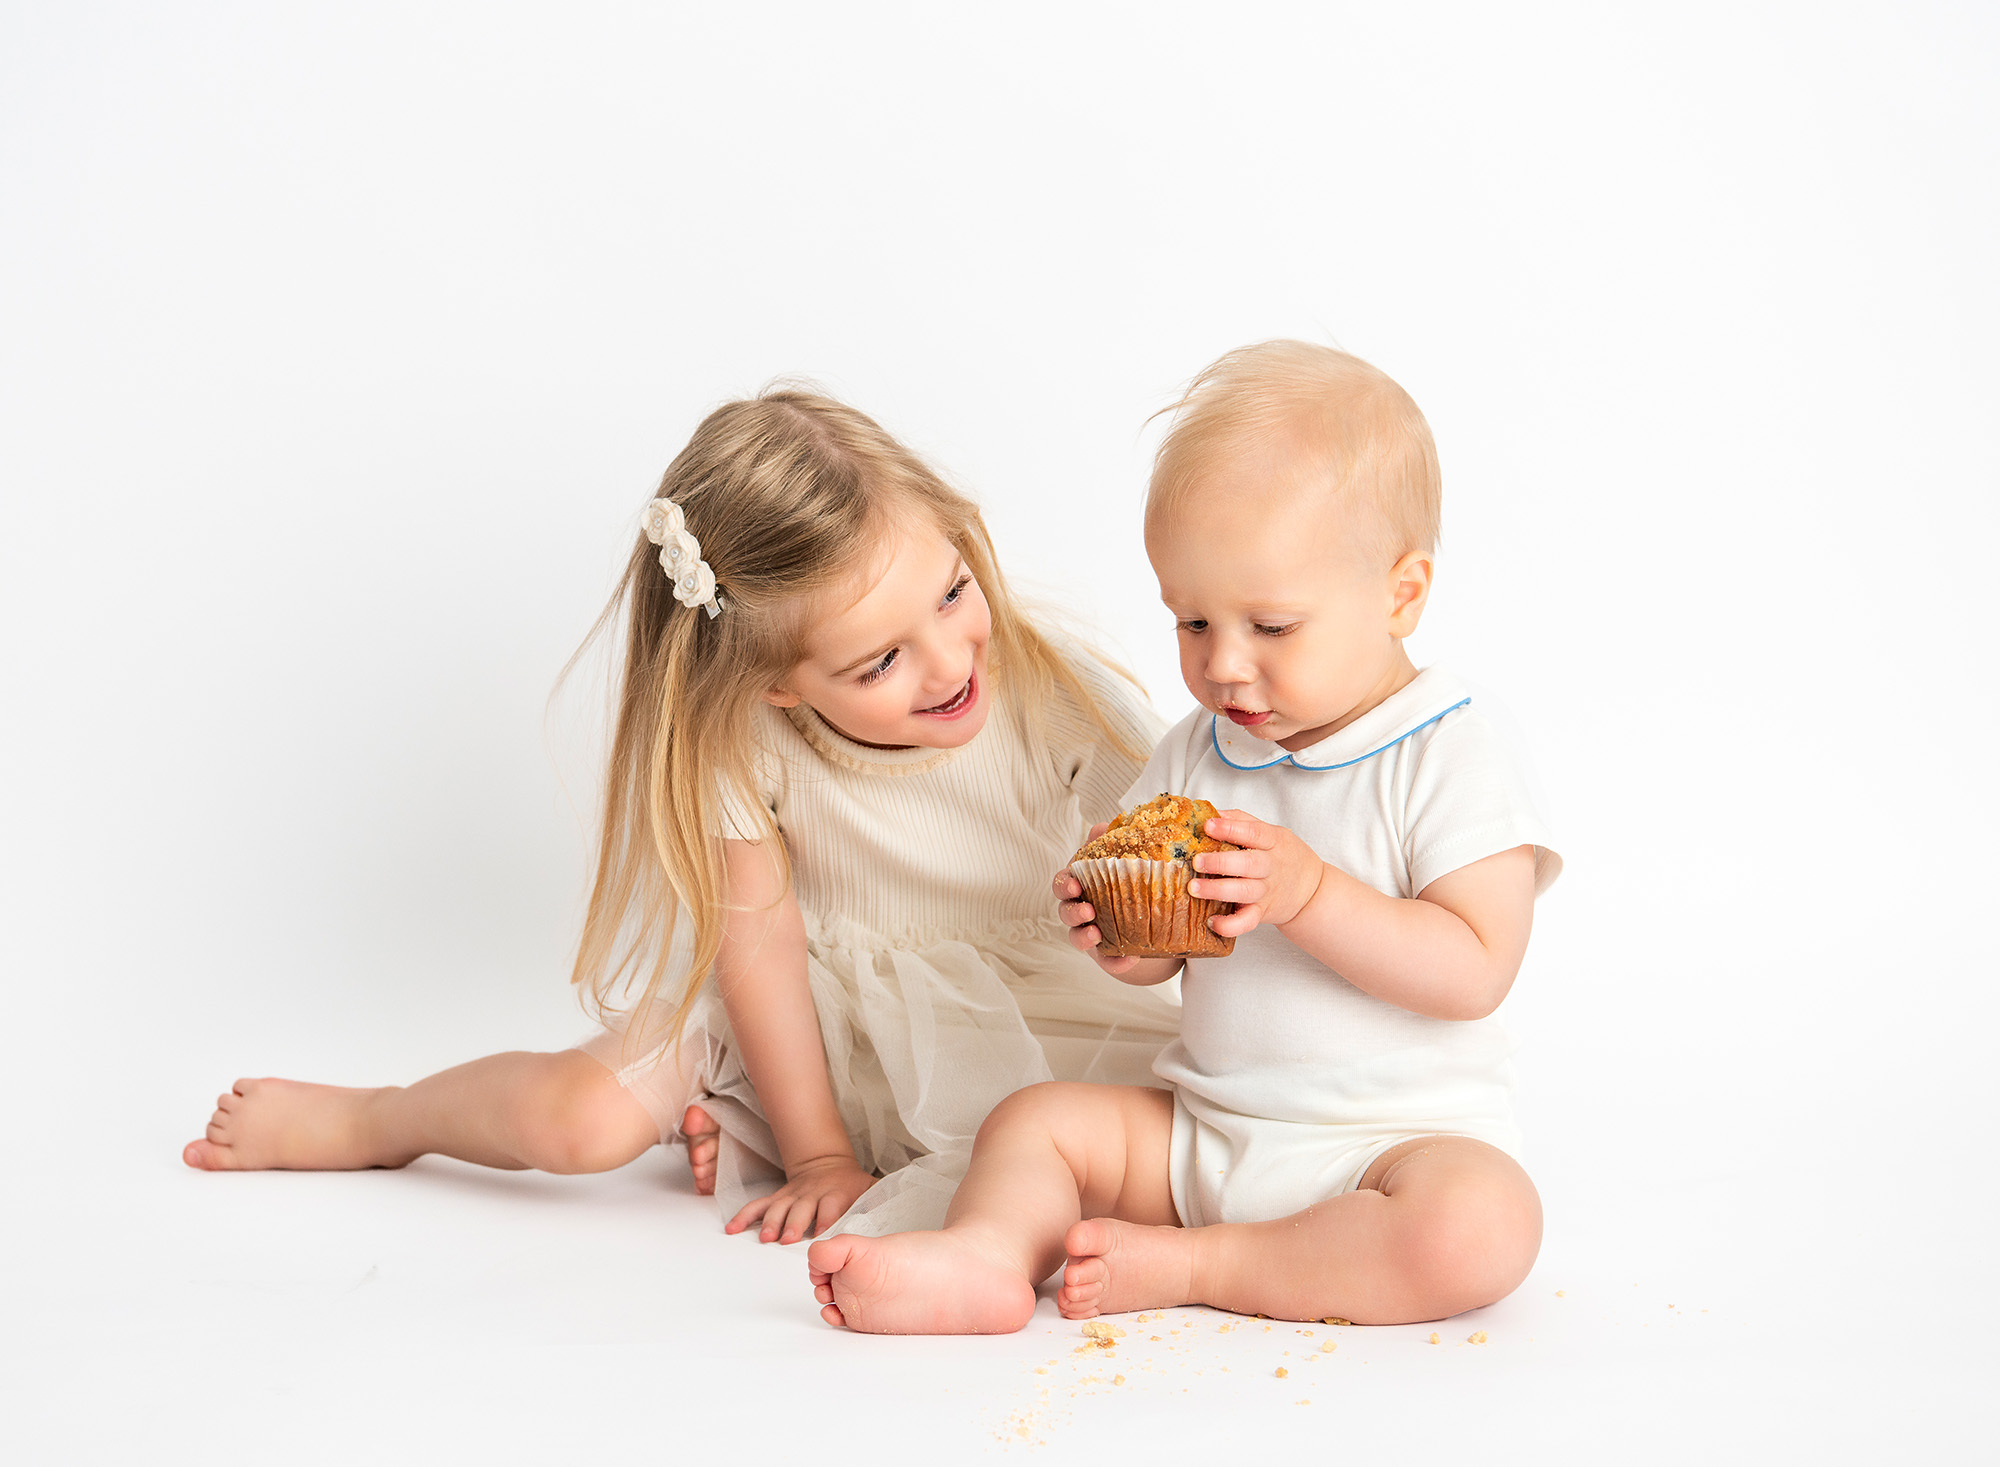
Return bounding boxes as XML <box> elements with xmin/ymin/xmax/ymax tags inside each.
<box><xmin>1148</xmin><ymin>479</ymin><xmax>1426</xmax><ymax>754</ymax></box>
<box><xmin>767</xmin><ymin>527</ymin><xmax>993</xmax><ymax>751</ymax></box>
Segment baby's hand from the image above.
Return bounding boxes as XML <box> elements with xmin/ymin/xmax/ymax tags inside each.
<box><xmin>1192</xmin><ymin>810</ymin><xmax>1326</xmax><ymax>937</ymax></box>
<box><xmin>726</xmin><ymin>1154</ymin><xmax>876</xmax><ymax>1245</ymax></box>
<box><xmin>1052</xmin><ymin>824</ymin><xmax>1142</xmax><ymax>974</ymax></box>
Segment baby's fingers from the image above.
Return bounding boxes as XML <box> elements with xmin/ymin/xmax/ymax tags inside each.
<box><xmin>1189</xmin><ymin>875</ymin><xmax>1265</xmax><ymax>907</ymax></box>
<box><xmin>1202</xmin><ymin>810</ymin><xmax>1277</xmax><ymax>848</ymax></box>
<box><xmin>1209</xmin><ymin>903</ymin><xmax>1264</xmax><ymax>938</ymax></box>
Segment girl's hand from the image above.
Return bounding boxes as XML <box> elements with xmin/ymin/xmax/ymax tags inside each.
<box><xmin>1053</xmin><ymin>825</ymin><xmax>1141</xmax><ymax>974</ymax></box>
<box><xmin>1191</xmin><ymin>810</ymin><xmax>1327</xmax><ymax>937</ymax></box>
<box><xmin>725</xmin><ymin>1154</ymin><xmax>876</xmax><ymax>1244</ymax></box>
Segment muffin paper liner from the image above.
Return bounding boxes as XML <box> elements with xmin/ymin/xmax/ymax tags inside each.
<box><xmin>1069</xmin><ymin>856</ymin><xmax>1236</xmax><ymax>959</ymax></box>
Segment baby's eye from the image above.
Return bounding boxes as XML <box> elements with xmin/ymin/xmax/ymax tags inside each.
<box><xmin>1253</xmin><ymin>622</ymin><xmax>1299</xmax><ymax>637</ymax></box>
<box><xmin>941</xmin><ymin>574</ymin><xmax>973</xmax><ymax>608</ymax></box>
<box><xmin>857</xmin><ymin>648</ymin><xmax>900</xmax><ymax>685</ymax></box>
<box><xmin>1175</xmin><ymin>618</ymin><xmax>1208</xmax><ymax>634</ymax></box>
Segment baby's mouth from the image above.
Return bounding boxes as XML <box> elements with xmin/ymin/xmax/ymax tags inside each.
<box><xmin>917</xmin><ymin>674</ymin><xmax>977</xmax><ymax>718</ymax></box>
<box><xmin>1223</xmin><ymin>704</ymin><xmax>1271</xmax><ymax>728</ymax></box>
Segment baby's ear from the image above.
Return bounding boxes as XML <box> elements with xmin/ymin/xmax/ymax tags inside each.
<box><xmin>1387</xmin><ymin>549</ymin><xmax>1434</xmax><ymax>636</ymax></box>
<box><xmin>760</xmin><ymin>686</ymin><xmax>803</xmax><ymax>709</ymax></box>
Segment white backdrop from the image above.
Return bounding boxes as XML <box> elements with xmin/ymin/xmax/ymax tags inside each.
<box><xmin>3</xmin><ymin>3</ymin><xmax>1995</xmax><ymax>1461</ymax></box>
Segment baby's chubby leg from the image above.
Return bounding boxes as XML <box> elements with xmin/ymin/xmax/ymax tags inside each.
<box><xmin>1073</xmin><ymin>1135</ymin><xmax>1540</xmax><ymax>1325</ymax></box>
<box><xmin>183</xmin><ymin>1050</ymin><xmax>660</xmax><ymax>1175</ymax></box>
<box><xmin>807</xmin><ymin>1083</ymin><xmax>1177</xmax><ymax>1335</ymax></box>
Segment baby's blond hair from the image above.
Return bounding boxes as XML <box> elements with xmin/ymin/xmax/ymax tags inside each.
<box><xmin>1148</xmin><ymin>341</ymin><xmax>1441</xmax><ymax>564</ymax></box>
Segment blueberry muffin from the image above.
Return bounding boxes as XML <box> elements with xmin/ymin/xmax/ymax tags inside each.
<box><xmin>1070</xmin><ymin>794</ymin><xmax>1239</xmax><ymax>958</ymax></box>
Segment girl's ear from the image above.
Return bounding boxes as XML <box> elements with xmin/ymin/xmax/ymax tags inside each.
<box><xmin>1387</xmin><ymin>549</ymin><xmax>1434</xmax><ymax>637</ymax></box>
<box><xmin>761</xmin><ymin>686</ymin><xmax>803</xmax><ymax>709</ymax></box>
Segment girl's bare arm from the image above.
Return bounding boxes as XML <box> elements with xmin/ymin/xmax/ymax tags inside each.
<box><xmin>712</xmin><ymin>836</ymin><xmax>874</xmax><ymax>1241</ymax></box>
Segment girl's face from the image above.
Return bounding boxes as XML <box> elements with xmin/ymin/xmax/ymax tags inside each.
<box><xmin>765</xmin><ymin>528</ymin><xmax>993</xmax><ymax>751</ymax></box>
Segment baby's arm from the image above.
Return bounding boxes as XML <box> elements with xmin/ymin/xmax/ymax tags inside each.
<box><xmin>713</xmin><ymin>837</ymin><xmax>875</xmax><ymax>1242</ymax></box>
<box><xmin>1194</xmin><ymin>813</ymin><xmax>1535</xmax><ymax>1020</ymax></box>
<box><xmin>1051</xmin><ymin>823</ymin><xmax>1185</xmax><ymax>987</ymax></box>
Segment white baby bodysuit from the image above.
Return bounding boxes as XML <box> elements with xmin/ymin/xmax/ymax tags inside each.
<box><xmin>1134</xmin><ymin>665</ymin><xmax>1562</xmax><ymax>1228</ymax></box>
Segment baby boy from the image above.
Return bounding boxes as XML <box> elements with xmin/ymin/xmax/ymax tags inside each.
<box><xmin>807</xmin><ymin>341</ymin><xmax>1562</xmax><ymax>1330</ymax></box>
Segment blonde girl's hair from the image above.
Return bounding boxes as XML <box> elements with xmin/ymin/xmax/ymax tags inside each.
<box><xmin>1148</xmin><ymin>340</ymin><xmax>1442</xmax><ymax>564</ymax></box>
<box><xmin>569</xmin><ymin>388</ymin><xmax>1146</xmax><ymax>1053</ymax></box>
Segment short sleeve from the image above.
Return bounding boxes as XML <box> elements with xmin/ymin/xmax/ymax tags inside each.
<box><xmin>715</xmin><ymin>704</ymin><xmax>788</xmax><ymax>841</ymax></box>
<box><xmin>1403</xmin><ymin>708</ymin><xmax>1563</xmax><ymax>897</ymax></box>
<box><xmin>1042</xmin><ymin>639</ymin><xmax>1168</xmax><ymax>830</ymax></box>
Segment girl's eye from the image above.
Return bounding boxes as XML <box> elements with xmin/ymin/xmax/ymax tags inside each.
<box><xmin>1254</xmin><ymin>623</ymin><xmax>1299</xmax><ymax>637</ymax></box>
<box><xmin>1175</xmin><ymin>619</ymin><xmax>1208</xmax><ymax>634</ymax></box>
<box><xmin>941</xmin><ymin>574</ymin><xmax>973</xmax><ymax>608</ymax></box>
<box><xmin>857</xmin><ymin>648</ymin><xmax>900</xmax><ymax>685</ymax></box>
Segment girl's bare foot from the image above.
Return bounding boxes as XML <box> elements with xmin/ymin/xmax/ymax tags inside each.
<box><xmin>807</xmin><ymin>1229</ymin><xmax>1037</xmax><ymax>1335</ymax></box>
<box><xmin>182</xmin><ymin>1078</ymin><xmax>408</xmax><ymax>1171</ymax></box>
<box><xmin>1058</xmin><ymin>1217</ymin><xmax>1194</xmax><ymax>1319</ymax></box>
<box><xmin>682</xmin><ymin>1103</ymin><xmax>720</xmax><ymax>1196</ymax></box>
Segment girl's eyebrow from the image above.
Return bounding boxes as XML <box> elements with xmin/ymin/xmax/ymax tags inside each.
<box><xmin>829</xmin><ymin>560</ymin><xmax>967</xmax><ymax>676</ymax></box>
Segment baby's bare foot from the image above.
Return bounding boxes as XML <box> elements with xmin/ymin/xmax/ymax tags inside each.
<box><xmin>807</xmin><ymin>1229</ymin><xmax>1036</xmax><ymax>1335</ymax></box>
<box><xmin>682</xmin><ymin>1103</ymin><xmax>719</xmax><ymax>1196</ymax></box>
<box><xmin>1059</xmin><ymin>1217</ymin><xmax>1195</xmax><ymax>1319</ymax></box>
<box><xmin>182</xmin><ymin>1078</ymin><xmax>407</xmax><ymax>1171</ymax></box>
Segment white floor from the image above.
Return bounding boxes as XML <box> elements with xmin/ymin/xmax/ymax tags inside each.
<box><xmin>5</xmin><ymin>1087</ymin><xmax>1985</xmax><ymax>1464</ymax></box>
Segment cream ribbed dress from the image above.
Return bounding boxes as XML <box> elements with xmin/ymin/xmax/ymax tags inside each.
<box><xmin>580</xmin><ymin>644</ymin><xmax>1183</xmax><ymax>1236</ymax></box>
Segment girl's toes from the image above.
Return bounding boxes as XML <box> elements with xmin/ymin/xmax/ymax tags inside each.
<box><xmin>820</xmin><ymin>1303</ymin><xmax>847</xmax><ymax>1328</ymax></box>
<box><xmin>184</xmin><ymin>1139</ymin><xmax>236</xmax><ymax>1170</ymax></box>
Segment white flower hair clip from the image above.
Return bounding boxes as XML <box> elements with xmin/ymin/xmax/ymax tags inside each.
<box><xmin>642</xmin><ymin>497</ymin><xmax>725</xmax><ymax>619</ymax></box>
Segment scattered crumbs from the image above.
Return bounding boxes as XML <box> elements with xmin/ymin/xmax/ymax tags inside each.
<box><xmin>1034</xmin><ymin>1367</ymin><xmax>1047</xmax><ymax>1375</ymax></box>
<box><xmin>1428</xmin><ymin>1332</ymin><xmax>1441</xmax><ymax>1345</ymax></box>
<box><xmin>1300</xmin><ymin>1328</ymin><xmax>1315</xmax><ymax>1335</ymax></box>
<box><xmin>1296</xmin><ymin>1399</ymin><xmax>1312</xmax><ymax>1406</ymax></box>
<box><xmin>1468</xmin><ymin>1331</ymin><xmax>1488</xmax><ymax>1345</ymax></box>
<box><xmin>1555</xmin><ymin>1290</ymin><xmax>1565</xmax><ymax>1298</ymax></box>
<box><xmin>1667</xmin><ymin>1303</ymin><xmax>1674</xmax><ymax>1309</ymax></box>
<box><xmin>1113</xmin><ymin>1375</ymin><xmax>1125</xmax><ymax>1386</ymax></box>
<box><xmin>1322</xmin><ymin>1317</ymin><xmax>1352</xmax><ymax>1326</ymax></box>
<box><xmin>1275</xmin><ymin>1366</ymin><xmax>1289</xmax><ymax>1378</ymax></box>
<box><xmin>1082</xmin><ymin>1321</ymin><xmax>1126</xmax><ymax>1341</ymax></box>
<box><xmin>1150</xmin><ymin>1335</ymin><xmax>1162</xmax><ymax>1342</ymax></box>
<box><xmin>1319</xmin><ymin>1340</ymin><xmax>1337</xmax><ymax>1354</ymax></box>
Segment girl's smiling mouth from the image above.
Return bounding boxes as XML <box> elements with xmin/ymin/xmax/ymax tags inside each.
<box><xmin>916</xmin><ymin>673</ymin><xmax>978</xmax><ymax>720</ymax></box>
<box><xmin>1223</xmin><ymin>704</ymin><xmax>1271</xmax><ymax>727</ymax></box>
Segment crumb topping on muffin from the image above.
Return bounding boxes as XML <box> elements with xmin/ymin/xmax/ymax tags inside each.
<box><xmin>1074</xmin><ymin>793</ymin><xmax>1236</xmax><ymax>863</ymax></box>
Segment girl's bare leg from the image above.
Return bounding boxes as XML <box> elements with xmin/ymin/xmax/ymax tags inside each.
<box><xmin>1061</xmin><ymin>1135</ymin><xmax>1542</xmax><ymax>1324</ymax></box>
<box><xmin>806</xmin><ymin>1082</ymin><xmax>1175</xmax><ymax>1335</ymax></box>
<box><xmin>183</xmin><ymin>1050</ymin><xmax>661</xmax><ymax>1175</ymax></box>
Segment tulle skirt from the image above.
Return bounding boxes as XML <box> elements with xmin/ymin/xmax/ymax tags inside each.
<box><xmin>578</xmin><ymin>912</ymin><xmax>1181</xmax><ymax>1236</ymax></box>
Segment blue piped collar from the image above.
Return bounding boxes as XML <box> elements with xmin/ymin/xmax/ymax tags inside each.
<box><xmin>1209</xmin><ymin>665</ymin><xmax>1472</xmax><ymax>772</ymax></box>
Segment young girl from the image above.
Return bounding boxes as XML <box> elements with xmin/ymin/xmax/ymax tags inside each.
<box><xmin>184</xmin><ymin>389</ymin><xmax>1180</xmax><ymax>1243</ymax></box>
